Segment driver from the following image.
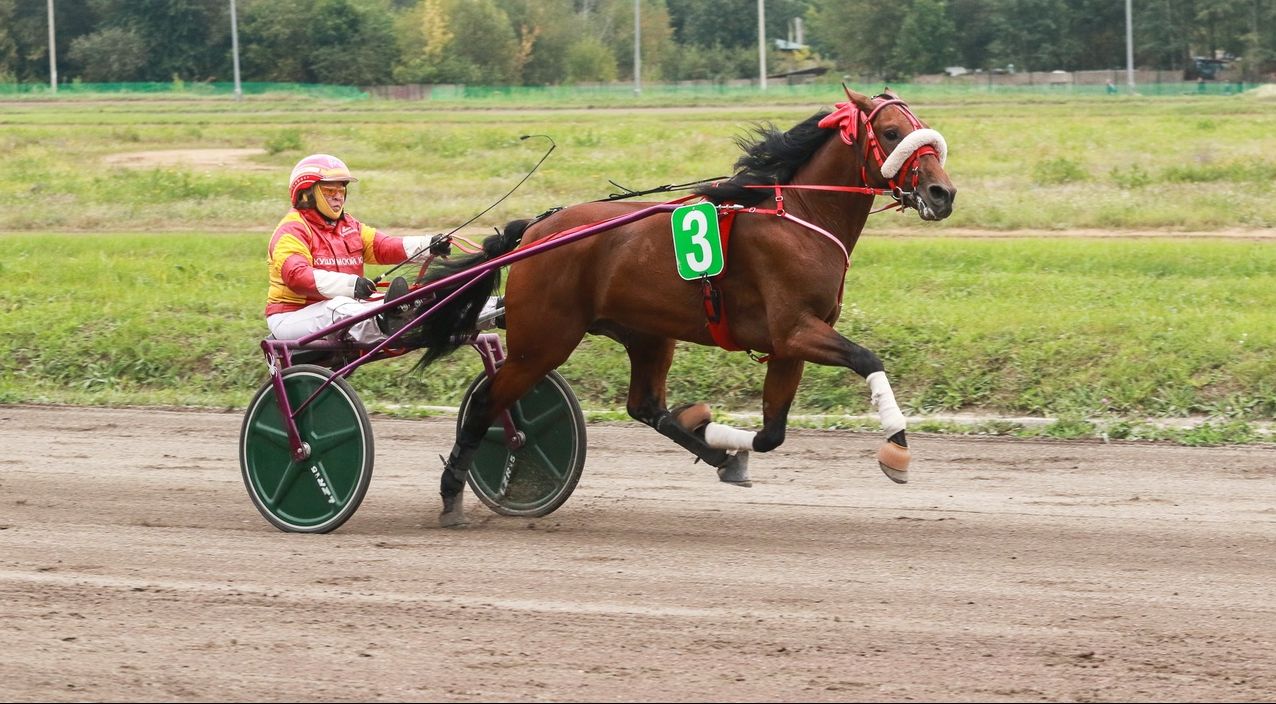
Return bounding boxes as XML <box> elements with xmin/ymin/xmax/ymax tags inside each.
<box><xmin>264</xmin><ymin>153</ymin><xmax>434</xmax><ymax>343</ymax></box>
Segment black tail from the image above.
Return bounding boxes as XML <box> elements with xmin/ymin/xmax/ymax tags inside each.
<box><xmin>409</xmin><ymin>219</ymin><xmax>529</xmax><ymax>370</ymax></box>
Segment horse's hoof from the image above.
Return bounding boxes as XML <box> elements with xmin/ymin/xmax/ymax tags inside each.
<box><xmin>876</xmin><ymin>441</ymin><xmax>910</xmax><ymax>484</ymax></box>
<box><xmin>439</xmin><ymin>493</ymin><xmax>469</xmax><ymax>528</ymax></box>
<box><xmin>717</xmin><ymin>451</ymin><xmax>752</xmax><ymax>487</ymax></box>
<box><xmin>439</xmin><ymin>510</ymin><xmax>470</xmax><ymax>528</ymax></box>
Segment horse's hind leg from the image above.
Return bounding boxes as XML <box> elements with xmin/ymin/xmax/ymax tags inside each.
<box><xmin>438</xmin><ymin>338</ymin><xmax>582</xmax><ymax>527</ymax></box>
<box><xmin>618</xmin><ymin>333</ymin><xmax>736</xmax><ymax>470</ymax></box>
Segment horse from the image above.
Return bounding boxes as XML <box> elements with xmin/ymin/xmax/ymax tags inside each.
<box><xmin>419</xmin><ymin>88</ymin><xmax>956</xmax><ymax>527</ymax></box>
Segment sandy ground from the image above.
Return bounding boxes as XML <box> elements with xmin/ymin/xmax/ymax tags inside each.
<box><xmin>102</xmin><ymin>148</ymin><xmax>271</xmax><ymax>170</ymax></box>
<box><xmin>1</xmin><ymin>404</ymin><xmax>1273</xmax><ymax>702</ymax></box>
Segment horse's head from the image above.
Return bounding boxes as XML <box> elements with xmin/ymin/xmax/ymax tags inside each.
<box><xmin>820</xmin><ymin>88</ymin><xmax>956</xmax><ymax>221</ymax></box>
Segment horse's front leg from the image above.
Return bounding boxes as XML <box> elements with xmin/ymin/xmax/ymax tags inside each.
<box><xmin>778</xmin><ymin>318</ymin><xmax>910</xmax><ymax>484</ymax></box>
<box><xmin>706</xmin><ymin>357</ymin><xmax>805</xmax><ymax>487</ymax></box>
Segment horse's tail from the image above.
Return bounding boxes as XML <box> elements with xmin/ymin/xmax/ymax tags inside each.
<box><xmin>409</xmin><ymin>219</ymin><xmax>528</xmax><ymax>371</ymax></box>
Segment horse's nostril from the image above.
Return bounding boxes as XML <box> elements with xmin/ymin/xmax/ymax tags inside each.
<box><xmin>928</xmin><ymin>184</ymin><xmax>953</xmax><ymax>205</ymax></box>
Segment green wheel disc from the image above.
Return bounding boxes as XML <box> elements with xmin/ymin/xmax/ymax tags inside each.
<box><xmin>239</xmin><ymin>364</ymin><xmax>374</xmax><ymax>533</ymax></box>
<box><xmin>461</xmin><ymin>370</ymin><xmax>586</xmax><ymax>517</ymax></box>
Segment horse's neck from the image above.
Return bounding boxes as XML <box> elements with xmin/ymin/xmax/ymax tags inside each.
<box><xmin>787</xmin><ymin>136</ymin><xmax>875</xmax><ymax>255</ymax></box>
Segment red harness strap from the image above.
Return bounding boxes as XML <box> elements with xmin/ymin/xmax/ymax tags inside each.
<box><xmin>701</xmin><ymin>210</ymin><xmax>743</xmax><ymax>351</ymax></box>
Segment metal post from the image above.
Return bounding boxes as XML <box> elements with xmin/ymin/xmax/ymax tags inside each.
<box><xmin>633</xmin><ymin>0</ymin><xmax>641</xmax><ymax>96</ymax></box>
<box><xmin>46</xmin><ymin>0</ymin><xmax>57</xmax><ymax>93</ymax></box>
<box><xmin>757</xmin><ymin>0</ymin><xmax>767</xmax><ymax>90</ymax></box>
<box><xmin>1125</xmin><ymin>0</ymin><xmax>1135</xmax><ymax>91</ymax></box>
<box><xmin>230</xmin><ymin>0</ymin><xmax>243</xmax><ymax>100</ymax></box>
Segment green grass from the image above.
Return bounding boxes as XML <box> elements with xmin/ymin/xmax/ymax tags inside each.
<box><xmin>3</xmin><ymin>93</ymin><xmax>1275</xmax><ymax>445</ymax></box>
<box><xmin>2</xmin><ymin>233</ymin><xmax>1273</xmax><ymax>446</ymax></box>
<box><xmin>2</xmin><ymin>92</ymin><xmax>1275</xmax><ymax>233</ymax></box>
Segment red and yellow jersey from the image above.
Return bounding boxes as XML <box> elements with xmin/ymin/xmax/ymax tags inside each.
<box><xmin>265</xmin><ymin>208</ymin><xmax>410</xmax><ymax>316</ymax></box>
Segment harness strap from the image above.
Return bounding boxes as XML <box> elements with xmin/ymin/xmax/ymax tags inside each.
<box><xmin>701</xmin><ymin>211</ymin><xmax>745</xmax><ymax>352</ymax></box>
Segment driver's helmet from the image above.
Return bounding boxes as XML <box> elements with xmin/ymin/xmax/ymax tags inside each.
<box><xmin>288</xmin><ymin>154</ymin><xmax>358</xmax><ymax>218</ymax></box>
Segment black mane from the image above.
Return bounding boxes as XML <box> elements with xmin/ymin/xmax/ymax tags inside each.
<box><xmin>694</xmin><ymin>110</ymin><xmax>836</xmax><ymax>206</ymax></box>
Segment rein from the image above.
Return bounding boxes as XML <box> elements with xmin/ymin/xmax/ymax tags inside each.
<box><xmin>377</xmin><ymin>135</ymin><xmax>556</xmax><ymax>284</ymax></box>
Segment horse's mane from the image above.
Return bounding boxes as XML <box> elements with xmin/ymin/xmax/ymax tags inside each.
<box><xmin>694</xmin><ymin>110</ymin><xmax>836</xmax><ymax>206</ymax></box>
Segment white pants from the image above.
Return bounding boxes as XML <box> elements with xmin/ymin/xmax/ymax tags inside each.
<box><xmin>266</xmin><ymin>296</ymin><xmax>504</xmax><ymax>345</ymax></box>
<box><xmin>267</xmin><ymin>297</ymin><xmax>385</xmax><ymax>344</ymax></box>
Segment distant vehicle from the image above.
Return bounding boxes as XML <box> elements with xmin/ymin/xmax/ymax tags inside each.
<box><xmin>1191</xmin><ymin>56</ymin><xmax>1230</xmax><ymax>80</ymax></box>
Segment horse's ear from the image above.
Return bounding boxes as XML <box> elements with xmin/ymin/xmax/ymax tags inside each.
<box><xmin>843</xmin><ymin>86</ymin><xmax>875</xmax><ymax>113</ymax></box>
<box><xmin>881</xmin><ymin>85</ymin><xmax>900</xmax><ymax>100</ymax></box>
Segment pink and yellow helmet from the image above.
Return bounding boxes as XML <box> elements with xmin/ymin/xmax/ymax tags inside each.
<box><xmin>288</xmin><ymin>153</ymin><xmax>358</xmax><ymax>207</ymax></box>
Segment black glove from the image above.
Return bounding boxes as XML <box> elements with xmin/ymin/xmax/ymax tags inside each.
<box><xmin>428</xmin><ymin>234</ymin><xmax>452</xmax><ymax>256</ymax></box>
<box><xmin>353</xmin><ymin>276</ymin><xmax>377</xmax><ymax>299</ymax></box>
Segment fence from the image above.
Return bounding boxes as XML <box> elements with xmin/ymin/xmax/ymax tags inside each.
<box><xmin>0</xmin><ymin>81</ymin><xmax>367</xmax><ymax>99</ymax></box>
<box><xmin>0</xmin><ymin>76</ymin><xmax>1265</xmax><ymax>102</ymax></box>
<box><xmin>915</xmin><ymin>68</ymin><xmax>1253</xmax><ymax>96</ymax></box>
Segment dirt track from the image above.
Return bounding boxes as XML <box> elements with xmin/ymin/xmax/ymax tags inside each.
<box><xmin>1</xmin><ymin>405</ymin><xmax>1274</xmax><ymax>702</ymax></box>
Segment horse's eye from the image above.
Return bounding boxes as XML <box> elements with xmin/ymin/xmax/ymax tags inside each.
<box><xmin>884</xmin><ymin>128</ymin><xmax>900</xmax><ymax>141</ymax></box>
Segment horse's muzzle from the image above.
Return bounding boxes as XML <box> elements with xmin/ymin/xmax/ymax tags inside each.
<box><xmin>906</xmin><ymin>182</ymin><xmax>955</xmax><ymax>221</ymax></box>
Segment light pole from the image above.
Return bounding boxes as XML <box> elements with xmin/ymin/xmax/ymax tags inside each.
<box><xmin>633</xmin><ymin>0</ymin><xmax>641</xmax><ymax>96</ymax></box>
<box><xmin>46</xmin><ymin>0</ymin><xmax>57</xmax><ymax>92</ymax></box>
<box><xmin>1125</xmin><ymin>0</ymin><xmax>1135</xmax><ymax>91</ymax></box>
<box><xmin>230</xmin><ymin>0</ymin><xmax>243</xmax><ymax>100</ymax></box>
<box><xmin>757</xmin><ymin>0</ymin><xmax>767</xmax><ymax>90</ymax></box>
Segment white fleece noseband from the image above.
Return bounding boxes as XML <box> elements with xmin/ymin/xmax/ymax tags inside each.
<box><xmin>879</xmin><ymin>128</ymin><xmax>947</xmax><ymax>179</ymax></box>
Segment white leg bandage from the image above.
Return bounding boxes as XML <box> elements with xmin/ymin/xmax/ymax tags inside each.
<box><xmin>866</xmin><ymin>371</ymin><xmax>907</xmax><ymax>436</ymax></box>
<box><xmin>703</xmin><ymin>423</ymin><xmax>757</xmax><ymax>452</ymax></box>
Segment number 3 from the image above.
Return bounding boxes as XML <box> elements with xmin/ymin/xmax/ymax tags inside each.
<box><xmin>682</xmin><ymin>209</ymin><xmax>712</xmax><ymax>273</ymax></box>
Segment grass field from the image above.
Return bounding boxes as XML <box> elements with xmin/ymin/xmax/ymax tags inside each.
<box><xmin>2</xmin><ymin>90</ymin><xmax>1274</xmax><ymax>444</ymax></box>
<box><xmin>3</xmin><ymin>89</ymin><xmax>1275</xmax><ymax>233</ymax></box>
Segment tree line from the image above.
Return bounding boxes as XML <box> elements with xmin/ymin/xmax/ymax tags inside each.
<box><xmin>1</xmin><ymin>0</ymin><xmax>1272</xmax><ymax>87</ymax></box>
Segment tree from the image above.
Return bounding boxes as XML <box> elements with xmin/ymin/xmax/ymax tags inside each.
<box><xmin>806</xmin><ymin>0</ymin><xmax>895</xmax><ymax>78</ymax></box>
<box><xmin>241</xmin><ymin>0</ymin><xmax>397</xmax><ymax>85</ymax></box>
<box><xmin>887</xmin><ymin>0</ymin><xmax>958</xmax><ymax>78</ymax></box>
<box><xmin>660</xmin><ymin>0</ymin><xmax>814</xmax><ymax>80</ymax></box>
<box><xmin>590</xmin><ymin>0</ymin><xmax>675</xmax><ymax>82</ymax></box>
<box><xmin>0</xmin><ymin>0</ymin><xmax>19</xmax><ymax>82</ymax></box>
<box><xmin>668</xmin><ymin>0</ymin><xmax>809</xmax><ymax>49</ymax></box>
<box><xmin>67</xmin><ymin>27</ymin><xmax>147</xmax><ymax>82</ymax></box>
<box><xmin>983</xmin><ymin>0</ymin><xmax>1071</xmax><ymax>73</ymax></box>
<box><xmin>394</xmin><ymin>0</ymin><xmax>518</xmax><ymax>84</ymax></box>
<box><xmin>565</xmin><ymin>35</ymin><xmax>617</xmax><ymax>83</ymax></box>
<box><xmin>494</xmin><ymin>0</ymin><xmax>579</xmax><ymax>85</ymax></box>
<box><xmin>85</xmin><ymin>0</ymin><xmax>227</xmax><ymax>81</ymax></box>
<box><xmin>0</xmin><ymin>0</ymin><xmax>97</xmax><ymax>83</ymax></box>
<box><xmin>305</xmin><ymin>0</ymin><xmax>398</xmax><ymax>85</ymax></box>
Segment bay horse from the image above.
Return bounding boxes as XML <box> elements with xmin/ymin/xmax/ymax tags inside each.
<box><xmin>420</xmin><ymin>88</ymin><xmax>955</xmax><ymax>527</ymax></box>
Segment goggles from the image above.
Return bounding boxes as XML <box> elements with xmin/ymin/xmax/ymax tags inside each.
<box><xmin>317</xmin><ymin>183</ymin><xmax>348</xmax><ymax>197</ymax></box>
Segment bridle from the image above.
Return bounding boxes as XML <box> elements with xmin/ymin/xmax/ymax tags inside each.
<box><xmin>840</xmin><ymin>96</ymin><xmax>948</xmax><ymax>197</ymax></box>
<box><xmin>717</xmin><ymin>96</ymin><xmax>948</xmax><ymax>264</ymax></box>
<box><xmin>749</xmin><ymin>94</ymin><xmax>948</xmax><ymax>213</ymax></box>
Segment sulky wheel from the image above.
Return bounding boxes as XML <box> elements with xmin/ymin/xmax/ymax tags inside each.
<box><xmin>459</xmin><ymin>370</ymin><xmax>586</xmax><ymax>518</ymax></box>
<box><xmin>239</xmin><ymin>364</ymin><xmax>374</xmax><ymax>533</ymax></box>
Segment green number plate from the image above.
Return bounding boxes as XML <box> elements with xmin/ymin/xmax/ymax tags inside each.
<box><xmin>671</xmin><ymin>202</ymin><xmax>724</xmax><ymax>280</ymax></box>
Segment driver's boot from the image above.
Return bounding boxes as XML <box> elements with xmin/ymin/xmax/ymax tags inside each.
<box><xmin>376</xmin><ymin>276</ymin><xmax>413</xmax><ymax>336</ymax></box>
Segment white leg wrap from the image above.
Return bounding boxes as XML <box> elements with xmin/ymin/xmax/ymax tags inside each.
<box><xmin>703</xmin><ymin>423</ymin><xmax>757</xmax><ymax>452</ymax></box>
<box><xmin>866</xmin><ymin>371</ymin><xmax>907</xmax><ymax>436</ymax></box>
